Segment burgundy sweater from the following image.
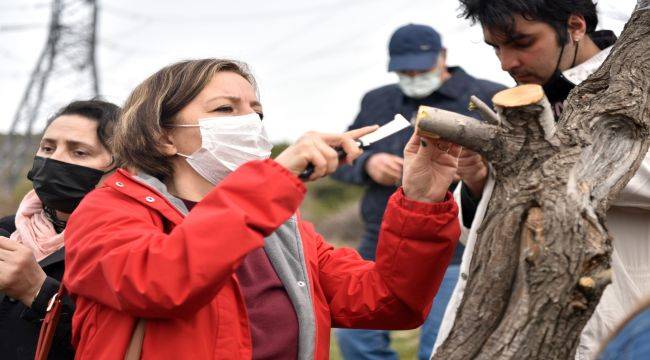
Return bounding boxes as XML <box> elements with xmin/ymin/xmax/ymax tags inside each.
<box><xmin>183</xmin><ymin>199</ymin><xmax>299</xmax><ymax>359</ymax></box>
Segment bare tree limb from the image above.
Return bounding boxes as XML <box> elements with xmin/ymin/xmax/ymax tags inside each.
<box><xmin>469</xmin><ymin>95</ymin><xmax>500</xmax><ymax>126</ymax></box>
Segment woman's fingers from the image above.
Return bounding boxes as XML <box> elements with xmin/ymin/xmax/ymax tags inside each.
<box><xmin>307</xmin><ymin>145</ymin><xmax>329</xmax><ymax>181</ymax></box>
<box><xmin>320</xmin><ymin>124</ymin><xmax>378</xmax><ymax>145</ymax></box>
<box><xmin>304</xmin><ymin>134</ymin><xmax>346</xmax><ymax>180</ymax></box>
<box><xmin>276</xmin><ymin>131</ymin><xmax>339</xmax><ymax>179</ymax></box>
<box><xmin>339</xmin><ymin>135</ymin><xmax>363</xmax><ymax>164</ymax></box>
<box><xmin>417</xmin><ymin>137</ymin><xmax>436</xmax><ymax>157</ymax></box>
<box><xmin>277</xmin><ymin>127</ymin><xmax>383</xmax><ymax>180</ymax></box>
<box><xmin>344</xmin><ymin>125</ymin><xmax>380</xmax><ymax>140</ymax></box>
<box><xmin>428</xmin><ymin>139</ymin><xmax>462</xmax><ymax>159</ymax></box>
<box><xmin>313</xmin><ymin>138</ymin><xmax>340</xmax><ymax>175</ymax></box>
<box><xmin>458</xmin><ymin>154</ymin><xmax>483</xmax><ymax>168</ymax></box>
<box><xmin>311</xmin><ymin>130</ymin><xmax>369</xmax><ymax>165</ymax></box>
<box><xmin>404</xmin><ymin>133</ymin><xmax>422</xmax><ymax>155</ymax></box>
<box><xmin>446</xmin><ymin>143</ymin><xmax>462</xmax><ymax>158</ymax></box>
<box><xmin>458</xmin><ymin>147</ymin><xmax>478</xmax><ymax>158</ymax></box>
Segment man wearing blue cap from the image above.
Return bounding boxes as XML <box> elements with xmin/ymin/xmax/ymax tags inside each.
<box><xmin>331</xmin><ymin>23</ymin><xmax>506</xmax><ymax>360</ymax></box>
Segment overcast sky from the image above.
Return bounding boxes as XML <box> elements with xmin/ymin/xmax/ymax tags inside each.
<box><xmin>0</xmin><ymin>0</ymin><xmax>638</xmax><ymax>142</ymax></box>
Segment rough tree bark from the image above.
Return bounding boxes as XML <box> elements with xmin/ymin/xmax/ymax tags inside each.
<box><xmin>417</xmin><ymin>3</ymin><xmax>650</xmax><ymax>359</ymax></box>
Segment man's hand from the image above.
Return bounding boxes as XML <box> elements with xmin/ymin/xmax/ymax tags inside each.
<box><xmin>457</xmin><ymin>148</ymin><xmax>488</xmax><ymax>198</ymax></box>
<box><xmin>365</xmin><ymin>153</ymin><xmax>404</xmax><ymax>186</ymax></box>
<box><xmin>0</xmin><ymin>236</ymin><xmax>47</xmax><ymax>307</ymax></box>
<box><xmin>402</xmin><ymin>134</ymin><xmax>461</xmax><ymax>203</ymax></box>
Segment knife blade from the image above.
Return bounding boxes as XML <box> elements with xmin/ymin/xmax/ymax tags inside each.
<box><xmin>299</xmin><ymin>114</ymin><xmax>411</xmax><ymax>180</ymax></box>
<box><xmin>357</xmin><ymin>114</ymin><xmax>411</xmax><ymax>147</ymax></box>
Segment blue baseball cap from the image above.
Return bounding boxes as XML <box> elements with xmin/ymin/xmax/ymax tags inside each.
<box><xmin>388</xmin><ymin>24</ymin><xmax>442</xmax><ymax>72</ymax></box>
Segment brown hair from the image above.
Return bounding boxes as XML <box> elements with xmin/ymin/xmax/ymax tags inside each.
<box><xmin>113</xmin><ymin>58</ymin><xmax>256</xmax><ymax>180</ymax></box>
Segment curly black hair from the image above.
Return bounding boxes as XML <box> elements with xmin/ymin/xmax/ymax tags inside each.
<box><xmin>458</xmin><ymin>0</ymin><xmax>598</xmax><ymax>45</ymax></box>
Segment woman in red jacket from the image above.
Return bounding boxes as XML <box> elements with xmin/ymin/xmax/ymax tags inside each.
<box><xmin>63</xmin><ymin>59</ymin><xmax>461</xmax><ymax>359</ymax></box>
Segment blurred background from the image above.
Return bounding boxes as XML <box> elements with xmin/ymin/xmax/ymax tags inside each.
<box><xmin>0</xmin><ymin>0</ymin><xmax>638</xmax><ymax>357</ymax></box>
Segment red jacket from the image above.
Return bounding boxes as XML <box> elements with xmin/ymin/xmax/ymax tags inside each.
<box><xmin>64</xmin><ymin>159</ymin><xmax>459</xmax><ymax>359</ymax></box>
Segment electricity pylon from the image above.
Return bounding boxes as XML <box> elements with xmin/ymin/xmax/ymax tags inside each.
<box><xmin>1</xmin><ymin>0</ymin><xmax>99</xmax><ymax>193</ymax></box>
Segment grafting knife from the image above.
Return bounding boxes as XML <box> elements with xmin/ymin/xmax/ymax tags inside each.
<box><xmin>299</xmin><ymin>114</ymin><xmax>411</xmax><ymax>180</ymax></box>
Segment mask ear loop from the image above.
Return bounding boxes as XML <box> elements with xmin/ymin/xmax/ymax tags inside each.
<box><xmin>553</xmin><ymin>32</ymin><xmax>580</xmax><ymax>76</ymax></box>
<box><xmin>553</xmin><ymin>39</ymin><xmax>566</xmax><ymax>75</ymax></box>
<box><xmin>570</xmin><ymin>36</ymin><xmax>580</xmax><ymax>69</ymax></box>
<box><xmin>162</xmin><ymin>123</ymin><xmax>199</xmax><ymax>158</ymax></box>
<box><xmin>104</xmin><ymin>156</ymin><xmax>118</xmax><ymax>174</ymax></box>
<box><xmin>164</xmin><ymin>124</ymin><xmax>200</xmax><ymax>128</ymax></box>
<box><xmin>43</xmin><ymin>206</ymin><xmax>67</xmax><ymax>233</ymax></box>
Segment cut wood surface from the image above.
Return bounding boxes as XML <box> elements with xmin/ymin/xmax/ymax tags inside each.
<box><xmin>492</xmin><ymin>84</ymin><xmax>545</xmax><ymax>107</ymax></box>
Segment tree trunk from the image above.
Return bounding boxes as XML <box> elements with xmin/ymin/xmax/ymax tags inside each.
<box><xmin>418</xmin><ymin>4</ymin><xmax>650</xmax><ymax>359</ymax></box>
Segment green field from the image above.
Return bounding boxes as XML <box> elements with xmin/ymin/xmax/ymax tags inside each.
<box><xmin>330</xmin><ymin>329</ymin><xmax>421</xmax><ymax>359</ymax></box>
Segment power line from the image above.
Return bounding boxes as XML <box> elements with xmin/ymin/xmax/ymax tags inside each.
<box><xmin>100</xmin><ymin>0</ymin><xmax>361</xmax><ymax>24</ymax></box>
<box><xmin>0</xmin><ymin>23</ymin><xmax>47</xmax><ymax>32</ymax></box>
<box><xmin>0</xmin><ymin>2</ymin><xmax>50</xmax><ymax>12</ymax></box>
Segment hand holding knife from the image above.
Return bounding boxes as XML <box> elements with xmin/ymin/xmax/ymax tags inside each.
<box><xmin>299</xmin><ymin>114</ymin><xmax>411</xmax><ymax>180</ymax></box>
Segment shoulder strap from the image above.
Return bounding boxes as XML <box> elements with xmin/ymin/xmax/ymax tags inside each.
<box><xmin>34</xmin><ymin>286</ymin><xmax>146</xmax><ymax>360</ymax></box>
<box><xmin>34</xmin><ymin>285</ymin><xmax>66</xmax><ymax>360</ymax></box>
<box><xmin>124</xmin><ymin>319</ymin><xmax>146</xmax><ymax>360</ymax></box>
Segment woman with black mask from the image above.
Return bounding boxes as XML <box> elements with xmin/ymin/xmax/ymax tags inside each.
<box><xmin>0</xmin><ymin>99</ymin><xmax>119</xmax><ymax>359</ymax></box>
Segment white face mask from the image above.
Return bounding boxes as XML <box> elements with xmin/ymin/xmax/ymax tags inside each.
<box><xmin>172</xmin><ymin>113</ymin><xmax>273</xmax><ymax>185</ymax></box>
<box><xmin>397</xmin><ymin>66</ymin><xmax>443</xmax><ymax>99</ymax></box>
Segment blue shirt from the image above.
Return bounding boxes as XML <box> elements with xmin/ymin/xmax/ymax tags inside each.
<box><xmin>600</xmin><ymin>307</ymin><xmax>650</xmax><ymax>359</ymax></box>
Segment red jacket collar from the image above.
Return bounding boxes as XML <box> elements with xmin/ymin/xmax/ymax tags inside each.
<box><xmin>103</xmin><ymin>169</ymin><xmax>186</xmax><ymax>225</ymax></box>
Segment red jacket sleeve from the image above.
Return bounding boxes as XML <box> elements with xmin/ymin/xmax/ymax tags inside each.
<box><xmin>64</xmin><ymin>160</ymin><xmax>305</xmax><ymax>318</ymax></box>
<box><xmin>314</xmin><ymin>188</ymin><xmax>460</xmax><ymax>329</ymax></box>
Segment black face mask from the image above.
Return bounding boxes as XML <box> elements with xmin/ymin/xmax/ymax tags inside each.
<box><xmin>27</xmin><ymin>156</ymin><xmax>110</xmax><ymax>214</ymax></box>
<box><xmin>542</xmin><ymin>40</ymin><xmax>580</xmax><ymax>117</ymax></box>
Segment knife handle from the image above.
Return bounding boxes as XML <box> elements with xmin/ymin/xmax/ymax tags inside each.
<box><xmin>299</xmin><ymin>140</ymin><xmax>363</xmax><ymax>180</ymax></box>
